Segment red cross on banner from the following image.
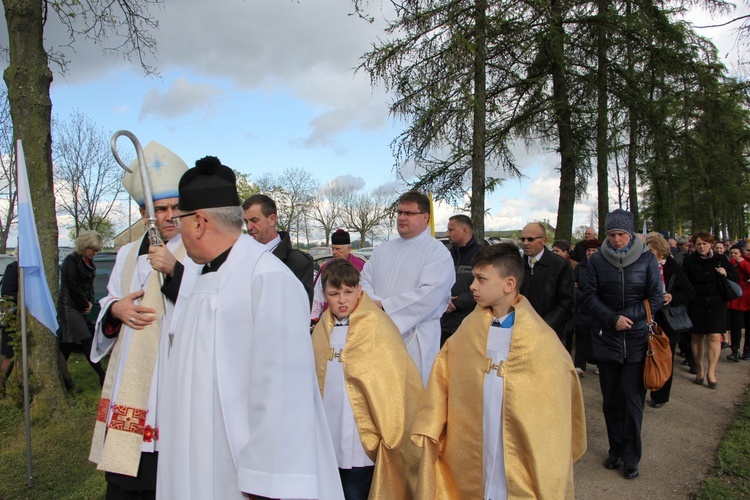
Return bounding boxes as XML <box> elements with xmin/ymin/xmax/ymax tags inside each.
<box><xmin>108</xmin><ymin>404</ymin><xmax>147</xmax><ymax>435</ymax></box>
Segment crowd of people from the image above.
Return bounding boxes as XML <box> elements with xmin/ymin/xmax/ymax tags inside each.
<box><xmin>0</xmin><ymin>138</ymin><xmax>747</xmax><ymax>498</ymax></box>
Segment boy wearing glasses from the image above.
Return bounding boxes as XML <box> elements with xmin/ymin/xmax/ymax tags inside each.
<box><xmin>412</xmin><ymin>243</ymin><xmax>586</xmax><ymax>499</ymax></box>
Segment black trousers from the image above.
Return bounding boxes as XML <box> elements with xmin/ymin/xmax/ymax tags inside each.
<box><xmin>105</xmin><ymin>451</ymin><xmax>158</xmax><ymax>500</ymax></box>
<box><xmin>649</xmin><ymin>334</ymin><xmax>679</xmax><ymax>404</ymax></box>
<box><xmin>574</xmin><ymin>321</ymin><xmax>592</xmax><ymax>371</ymax></box>
<box><xmin>729</xmin><ymin>309</ymin><xmax>750</xmax><ymax>352</ymax></box>
<box><xmin>598</xmin><ymin>360</ymin><xmax>646</xmax><ymax>466</ymax></box>
<box><xmin>339</xmin><ymin>466</ymin><xmax>374</xmax><ymax>500</ymax></box>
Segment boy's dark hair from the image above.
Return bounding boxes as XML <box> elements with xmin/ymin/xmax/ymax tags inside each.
<box><xmin>397</xmin><ymin>191</ymin><xmax>430</xmax><ymax>215</ymax></box>
<box><xmin>241</xmin><ymin>194</ymin><xmax>277</xmax><ymax>216</ymax></box>
<box><xmin>552</xmin><ymin>240</ymin><xmax>570</xmax><ymax>253</ymax></box>
<box><xmin>472</xmin><ymin>243</ymin><xmax>525</xmax><ymax>289</ymax></box>
<box><xmin>321</xmin><ymin>259</ymin><xmax>361</xmax><ymax>291</ymax></box>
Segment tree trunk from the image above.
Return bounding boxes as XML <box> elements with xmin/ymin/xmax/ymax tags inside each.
<box><xmin>550</xmin><ymin>0</ymin><xmax>575</xmax><ymax>242</ymax></box>
<box><xmin>470</xmin><ymin>0</ymin><xmax>487</xmax><ymax>244</ymax></box>
<box><xmin>3</xmin><ymin>0</ymin><xmax>66</xmax><ymax>412</ymax></box>
<box><xmin>596</xmin><ymin>0</ymin><xmax>609</xmax><ymax>240</ymax></box>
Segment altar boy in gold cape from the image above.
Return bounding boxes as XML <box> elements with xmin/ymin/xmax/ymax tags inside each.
<box><xmin>312</xmin><ymin>259</ymin><xmax>424</xmax><ymax>499</ymax></box>
<box><xmin>412</xmin><ymin>243</ymin><xmax>586</xmax><ymax>500</ymax></box>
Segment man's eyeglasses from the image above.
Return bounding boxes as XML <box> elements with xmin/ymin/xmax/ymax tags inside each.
<box><xmin>397</xmin><ymin>210</ymin><xmax>427</xmax><ymax>217</ymax></box>
<box><xmin>519</xmin><ymin>236</ymin><xmax>544</xmax><ymax>243</ymax></box>
<box><xmin>171</xmin><ymin>212</ymin><xmax>198</xmax><ymax>228</ymax></box>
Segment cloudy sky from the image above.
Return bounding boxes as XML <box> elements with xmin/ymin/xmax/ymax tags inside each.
<box><xmin>2</xmin><ymin>0</ymin><xmax>747</xmax><ymax>241</ymax></box>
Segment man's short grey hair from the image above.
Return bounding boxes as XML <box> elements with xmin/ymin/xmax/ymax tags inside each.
<box><xmin>204</xmin><ymin>206</ymin><xmax>244</xmax><ymax>232</ymax></box>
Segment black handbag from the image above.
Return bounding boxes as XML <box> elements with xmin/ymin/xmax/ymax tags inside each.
<box><xmin>661</xmin><ymin>275</ymin><xmax>692</xmax><ymax>333</ymax></box>
<box><xmin>717</xmin><ymin>274</ymin><xmax>743</xmax><ymax>302</ymax></box>
<box><xmin>662</xmin><ymin>304</ymin><xmax>692</xmax><ymax>332</ymax></box>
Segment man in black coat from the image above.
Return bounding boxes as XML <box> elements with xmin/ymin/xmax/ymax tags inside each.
<box><xmin>571</xmin><ymin>226</ymin><xmax>597</xmax><ymax>262</ymax></box>
<box><xmin>440</xmin><ymin>215</ymin><xmax>482</xmax><ymax>345</ymax></box>
<box><xmin>242</xmin><ymin>194</ymin><xmax>314</xmax><ymax>306</ymax></box>
<box><xmin>518</xmin><ymin>222</ymin><xmax>575</xmax><ymax>342</ymax></box>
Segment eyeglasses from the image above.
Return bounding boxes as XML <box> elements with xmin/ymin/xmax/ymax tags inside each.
<box><xmin>88</xmin><ymin>248</ymin><xmax>100</xmax><ymax>254</ymax></box>
<box><xmin>396</xmin><ymin>210</ymin><xmax>427</xmax><ymax>217</ymax></box>
<box><xmin>170</xmin><ymin>212</ymin><xmax>198</xmax><ymax>228</ymax></box>
<box><xmin>519</xmin><ymin>236</ymin><xmax>544</xmax><ymax>243</ymax></box>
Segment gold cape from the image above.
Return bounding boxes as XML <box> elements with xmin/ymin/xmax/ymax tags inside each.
<box><xmin>312</xmin><ymin>292</ymin><xmax>424</xmax><ymax>499</ymax></box>
<box><xmin>411</xmin><ymin>295</ymin><xmax>586</xmax><ymax>499</ymax></box>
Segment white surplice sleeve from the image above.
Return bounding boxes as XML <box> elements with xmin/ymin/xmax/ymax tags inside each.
<box><xmin>381</xmin><ymin>245</ymin><xmax>454</xmax><ymax>335</ymax></box>
<box><xmin>234</xmin><ymin>253</ymin><xmax>343</xmax><ymax>500</ymax></box>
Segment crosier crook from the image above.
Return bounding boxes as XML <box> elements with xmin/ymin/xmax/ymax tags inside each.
<box><xmin>110</xmin><ymin>130</ymin><xmax>167</xmax><ymax>312</ymax></box>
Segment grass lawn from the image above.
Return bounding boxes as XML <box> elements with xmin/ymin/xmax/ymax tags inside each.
<box><xmin>0</xmin><ymin>352</ymin><xmax>106</xmax><ymax>499</ymax></box>
<box><xmin>696</xmin><ymin>387</ymin><xmax>750</xmax><ymax>499</ymax></box>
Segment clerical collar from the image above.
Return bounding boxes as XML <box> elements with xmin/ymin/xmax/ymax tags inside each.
<box><xmin>138</xmin><ymin>232</ymin><xmax>171</xmax><ymax>256</ymax></box>
<box><xmin>491</xmin><ymin>311</ymin><xmax>515</xmax><ymax>329</ymax></box>
<box><xmin>201</xmin><ymin>246</ymin><xmax>233</xmax><ymax>275</ymax></box>
<box><xmin>334</xmin><ymin>318</ymin><xmax>350</xmax><ymax>326</ymax></box>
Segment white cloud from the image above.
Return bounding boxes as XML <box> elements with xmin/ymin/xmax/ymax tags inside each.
<box><xmin>330</xmin><ymin>175</ymin><xmax>366</xmax><ymax>191</ymax></box>
<box><xmin>139</xmin><ymin>77</ymin><xmax>225</xmax><ymax>120</ymax></box>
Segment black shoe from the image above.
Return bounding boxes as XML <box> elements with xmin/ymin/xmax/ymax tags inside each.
<box><xmin>721</xmin><ymin>342</ymin><xmax>730</xmax><ymax>349</ymax></box>
<box><xmin>681</xmin><ymin>358</ymin><xmax>689</xmax><ymax>366</ymax></box>
<box><xmin>727</xmin><ymin>351</ymin><xmax>740</xmax><ymax>362</ymax></box>
<box><xmin>604</xmin><ymin>456</ymin><xmax>622</xmax><ymax>470</ymax></box>
<box><xmin>648</xmin><ymin>400</ymin><xmax>665</xmax><ymax>409</ymax></box>
<box><xmin>742</xmin><ymin>351</ymin><xmax>750</xmax><ymax>361</ymax></box>
<box><xmin>689</xmin><ymin>366</ymin><xmax>698</xmax><ymax>374</ymax></box>
<box><xmin>623</xmin><ymin>464</ymin><xmax>639</xmax><ymax>479</ymax></box>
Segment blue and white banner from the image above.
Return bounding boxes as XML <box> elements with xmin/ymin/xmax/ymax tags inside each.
<box><xmin>16</xmin><ymin>140</ymin><xmax>58</xmax><ymax>334</ymax></box>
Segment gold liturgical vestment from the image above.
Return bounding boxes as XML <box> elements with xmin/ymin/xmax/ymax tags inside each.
<box><xmin>411</xmin><ymin>295</ymin><xmax>586</xmax><ymax>499</ymax></box>
<box><xmin>312</xmin><ymin>292</ymin><xmax>424</xmax><ymax>499</ymax></box>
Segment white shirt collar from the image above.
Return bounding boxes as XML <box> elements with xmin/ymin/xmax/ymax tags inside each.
<box><xmin>265</xmin><ymin>234</ymin><xmax>281</xmax><ymax>252</ymax></box>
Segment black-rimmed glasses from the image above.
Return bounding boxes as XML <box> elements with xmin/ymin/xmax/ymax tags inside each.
<box><xmin>171</xmin><ymin>212</ymin><xmax>198</xmax><ymax>228</ymax></box>
<box><xmin>519</xmin><ymin>236</ymin><xmax>544</xmax><ymax>243</ymax></box>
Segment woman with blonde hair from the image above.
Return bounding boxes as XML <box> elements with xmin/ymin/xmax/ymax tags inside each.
<box><xmin>57</xmin><ymin>230</ymin><xmax>106</xmax><ymax>392</ymax></box>
<box><xmin>644</xmin><ymin>233</ymin><xmax>695</xmax><ymax>407</ymax></box>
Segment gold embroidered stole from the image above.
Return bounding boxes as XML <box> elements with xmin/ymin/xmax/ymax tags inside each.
<box><xmin>412</xmin><ymin>296</ymin><xmax>587</xmax><ymax>500</ymax></box>
<box><xmin>312</xmin><ymin>292</ymin><xmax>424</xmax><ymax>499</ymax></box>
<box><xmin>90</xmin><ymin>239</ymin><xmax>186</xmax><ymax>476</ymax></box>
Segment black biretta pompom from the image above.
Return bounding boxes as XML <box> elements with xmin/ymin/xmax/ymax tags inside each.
<box><xmin>195</xmin><ymin>156</ymin><xmax>222</xmax><ymax>174</ymax></box>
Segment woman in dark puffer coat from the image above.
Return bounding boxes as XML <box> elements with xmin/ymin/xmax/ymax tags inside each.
<box><xmin>584</xmin><ymin>209</ymin><xmax>663</xmax><ymax>480</ymax></box>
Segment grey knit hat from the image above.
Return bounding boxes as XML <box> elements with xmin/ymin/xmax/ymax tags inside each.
<box><xmin>605</xmin><ymin>209</ymin><xmax>634</xmax><ymax>235</ymax></box>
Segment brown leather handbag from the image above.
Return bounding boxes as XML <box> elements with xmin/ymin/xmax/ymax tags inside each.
<box><xmin>643</xmin><ymin>299</ymin><xmax>672</xmax><ymax>391</ymax></box>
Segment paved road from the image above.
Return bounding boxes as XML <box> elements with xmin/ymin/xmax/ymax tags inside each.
<box><xmin>574</xmin><ymin>352</ymin><xmax>750</xmax><ymax>498</ymax></box>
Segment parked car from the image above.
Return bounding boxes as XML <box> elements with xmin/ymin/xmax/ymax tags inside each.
<box><xmin>0</xmin><ymin>254</ymin><xmax>16</xmax><ymax>280</ymax></box>
<box><xmin>307</xmin><ymin>246</ymin><xmax>332</xmax><ymax>259</ymax></box>
<box><xmin>87</xmin><ymin>251</ymin><xmax>118</xmax><ymax>322</ymax></box>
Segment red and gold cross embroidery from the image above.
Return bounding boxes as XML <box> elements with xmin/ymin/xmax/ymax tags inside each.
<box><xmin>96</xmin><ymin>398</ymin><xmax>111</xmax><ymax>423</ymax></box>
<box><xmin>108</xmin><ymin>405</ymin><xmax>147</xmax><ymax>435</ymax></box>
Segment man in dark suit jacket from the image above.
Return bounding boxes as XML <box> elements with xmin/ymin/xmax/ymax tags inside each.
<box><xmin>519</xmin><ymin>222</ymin><xmax>575</xmax><ymax>342</ymax></box>
<box><xmin>242</xmin><ymin>194</ymin><xmax>314</xmax><ymax>306</ymax></box>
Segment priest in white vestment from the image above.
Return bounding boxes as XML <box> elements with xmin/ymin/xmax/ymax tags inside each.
<box><xmin>360</xmin><ymin>191</ymin><xmax>454</xmax><ymax>385</ymax></box>
<box><xmin>89</xmin><ymin>141</ymin><xmax>200</xmax><ymax>497</ymax></box>
<box><xmin>157</xmin><ymin>156</ymin><xmax>343</xmax><ymax>500</ymax></box>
